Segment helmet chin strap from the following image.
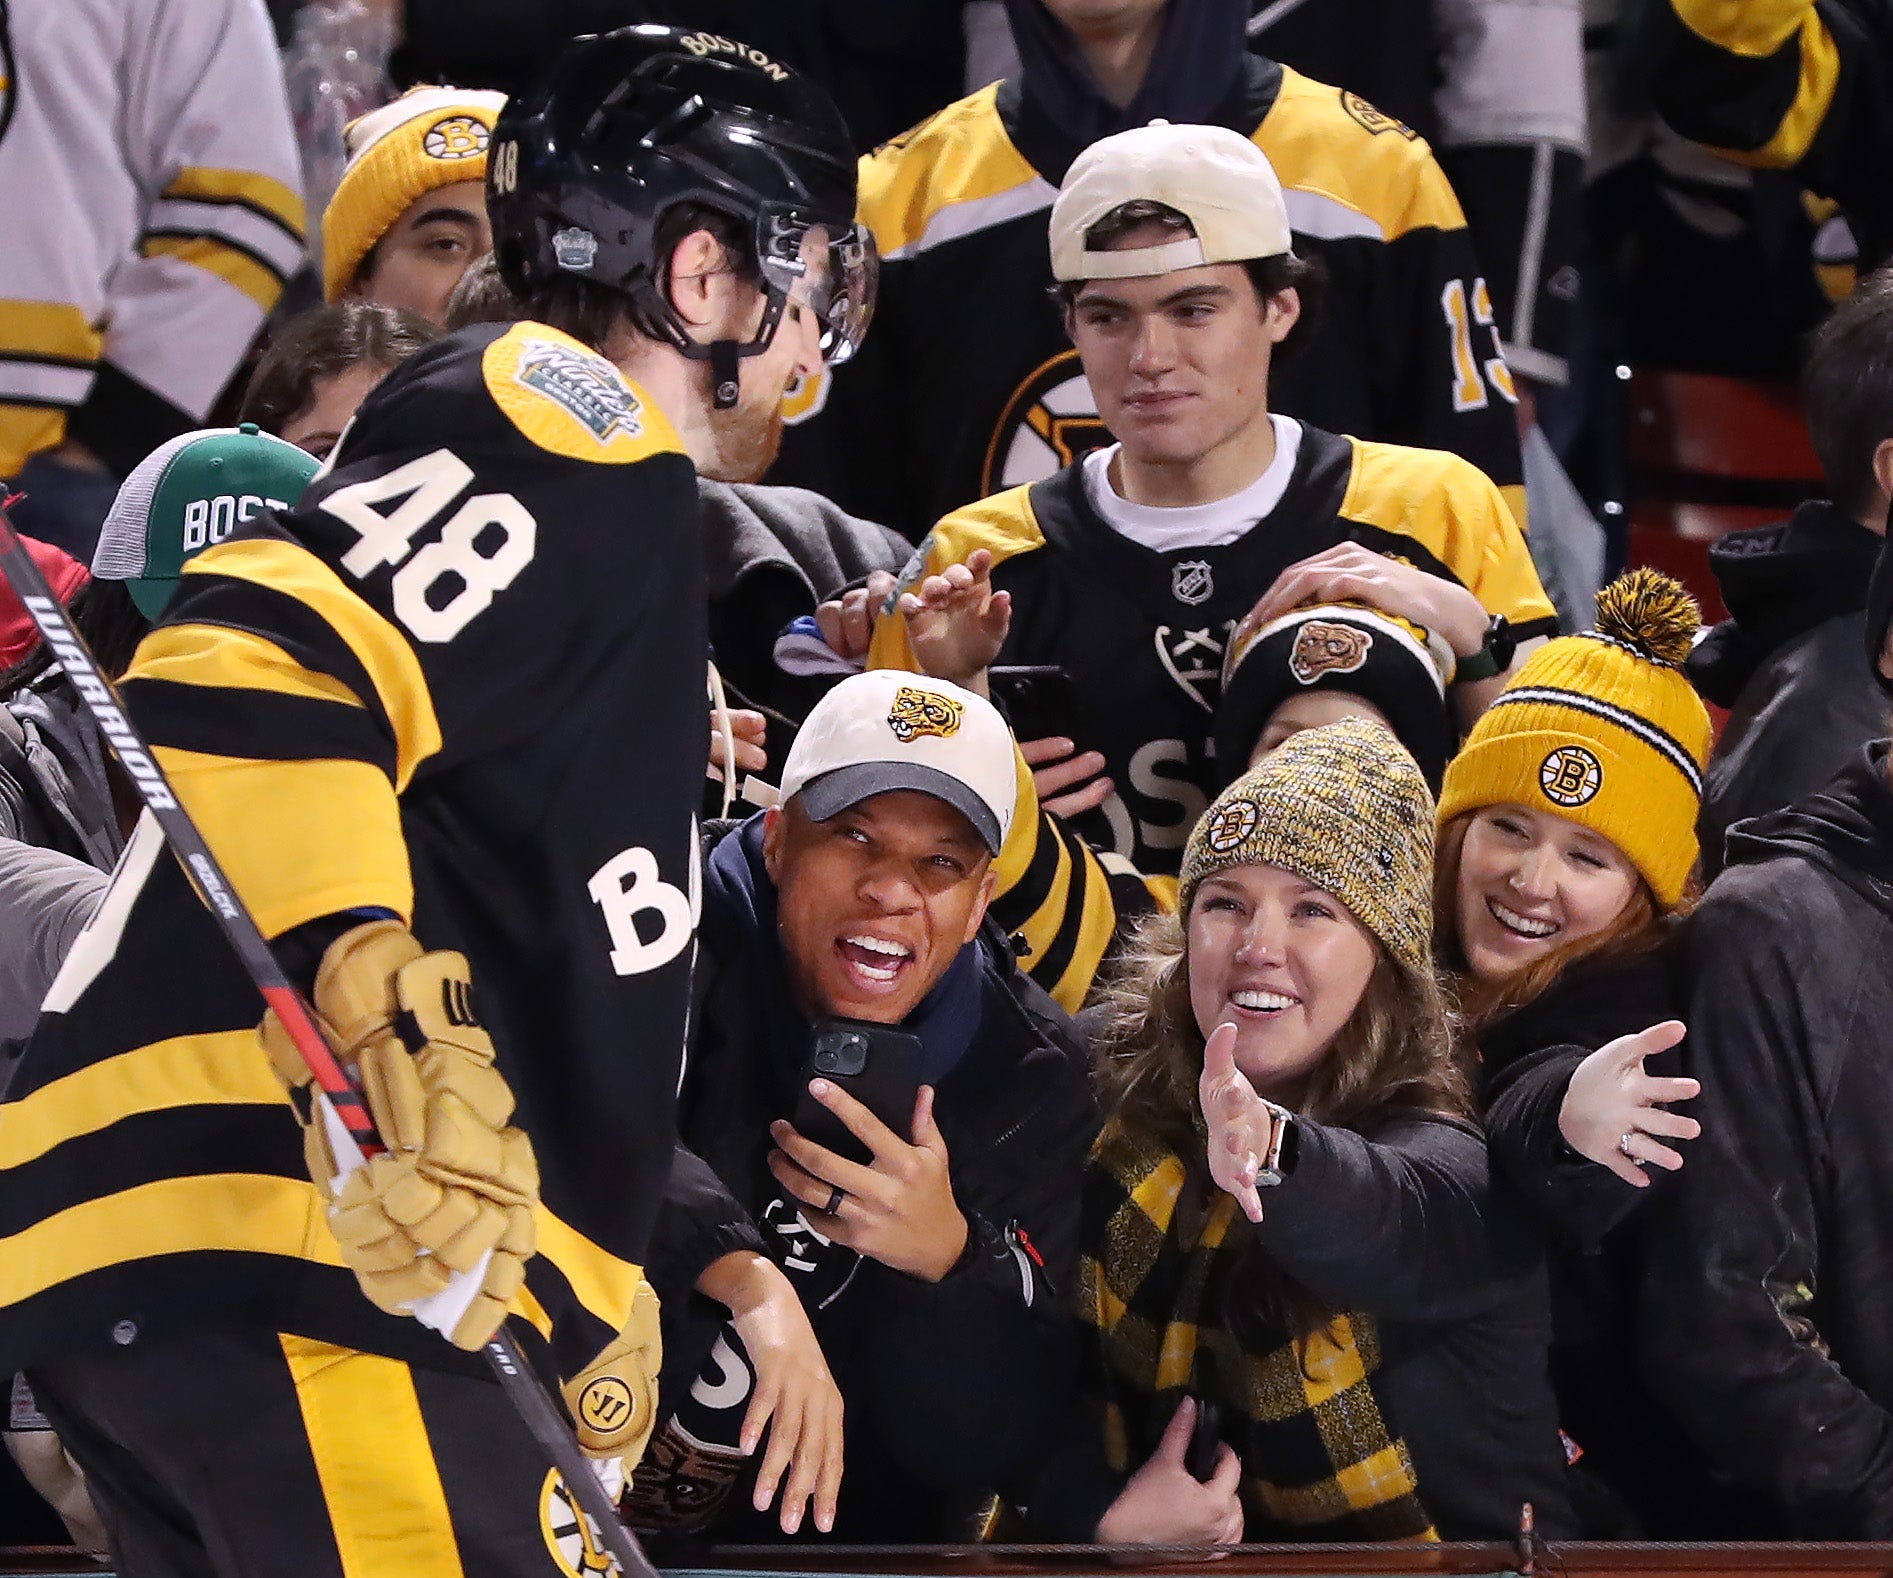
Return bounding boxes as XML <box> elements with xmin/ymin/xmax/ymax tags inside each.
<box><xmin>709</xmin><ymin>339</ymin><xmax>741</xmax><ymax>411</ymax></box>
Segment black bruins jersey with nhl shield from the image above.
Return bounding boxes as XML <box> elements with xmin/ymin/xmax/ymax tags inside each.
<box><xmin>0</xmin><ymin>321</ymin><xmax>706</xmax><ymax>1381</ymax></box>
<box><xmin>772</xmin><ymin>56</ymin><xmax>1527</xmax><ymax>542</ymax></box>
<box><xmin>871</xmin><ymin>425</ymin><xmax>1556</xmax><ymax>877</ymax></box>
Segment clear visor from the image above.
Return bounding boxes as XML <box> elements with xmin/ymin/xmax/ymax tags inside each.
<box><xmin>757</xmin><ymin>205</ymin><xmax>879</xmax><ymax>367</ymax></box>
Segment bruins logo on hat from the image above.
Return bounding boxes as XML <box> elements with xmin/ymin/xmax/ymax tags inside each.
<box><xmin>1540</xmin><ymin>745</ymin><xmax>1603</xmax><ymax>807</ymax></box>
<box><xmin>1202</xmin><ymin>797</ymin><xmax>1260</xmax><ymax>854</ymax></box>
<box><xmin>1290</xmin><ymin>621</ymin><xmax>1373</xmax><ymax>684</ymax></box>
<box><xmin>888</xmin><ymin>685</ymin><xmax>963</xmax><ymax>743</ymax></box>
<box><xmin>424</xmin><ymin>114</ymin><xmax>490</xmax><ymax>160</ymax></box>
<box><xmin>538</xmin><ymin>1465</ymin><xmax>624</xmax><ymax>1575</ymax></box>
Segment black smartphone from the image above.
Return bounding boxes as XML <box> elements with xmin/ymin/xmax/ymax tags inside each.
<box><xmin>988</xmin><ymin>664</ymin><xmax>1081</xmax><ymax>746</ymax></box>
<box><xmin>791</xmin><ymin>1017</ymin><xmax>923</xmax><ymax>1165</ymax></box>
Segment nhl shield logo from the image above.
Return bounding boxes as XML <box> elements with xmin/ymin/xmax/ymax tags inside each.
<box><xmin>1172</xmin><ymin>560</ymin><xmax>1214</xmax><ymax>607</ymax></box>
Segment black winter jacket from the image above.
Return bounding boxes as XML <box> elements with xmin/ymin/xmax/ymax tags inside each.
<box><xmin>647</xmin><ymin>815</ymin><xmax>1100</xmax><ymax>1542</ymax></box>
<box><xmin>1640</xmin><ymin>743</ymin><xmax>1893</xmax><ymax>1536</ymax></box>
<box><xmin>1480</xmin><ymin>947</ymin><xmax>1730</xmax><ymax>1535</ymax></box>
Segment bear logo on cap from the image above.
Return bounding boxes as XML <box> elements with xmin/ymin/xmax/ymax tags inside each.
<box><xmin>887</xmin><ymin>685</ymin><xmax>963</xmax><ymax>743</ymax></box>
<box><xmin>1290</xmin><ymin>621</ymin><xmax>1373</xmax><ymax>685</ymax></box>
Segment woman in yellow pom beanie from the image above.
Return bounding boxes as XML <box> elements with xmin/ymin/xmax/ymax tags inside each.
<box><xmin>1435</xmin><ymin>567</ymin><xmax>1720</xmax><ymax>1534</ymax></box>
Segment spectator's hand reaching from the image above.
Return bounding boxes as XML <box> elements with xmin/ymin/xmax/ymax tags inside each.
<box><xmin>708</xmin><ymin>708</ymin><xmax>769</xmax><ymax>783</ymax></box>
<box><xmin>897</xmin><ymin>548</ymin><xmax>1011</xmax><ymax>692</ymax></box>
<box><xmin>768</xmin><ymin>1083</ymin><xmax>968</xmax><ymax>1282</ymax></box>
<box><xmin>1236</xmin><ymin>542</ymin><xmax>1488</xmax><ymax>665</ymax></box>
<box><xmin>1199</xmin><ymin>1022</ymin><xmax>1288</xmax><ymax>1225</ymax></box>
<box><xmin>1559</xmin><ymin>1020</ymin><xmax>1701</xmax><ymax>1187</ymax></box>
<box><xmin>1095</xmin><ymin>1397</ymin><xmax>1244</xmax><ymax>1549</ymax></box>
<box><xmin>814</xmin><ymin>570</ymin><xmax>898</xmax><ymax>665</ymax></box>
<box><xmin>1021</xmin><ymin>735</ymin><xmax>1113</xmax><ymax>819</ymax></box>
<box><xmin>696</xmin><ymin>1250</ymin><xmax>844</xmax><ymax>1535</ymax></box>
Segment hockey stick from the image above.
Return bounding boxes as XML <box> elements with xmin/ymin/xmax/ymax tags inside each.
<box><xmin>0</xmin><ymin>504</ymin><xmax>658</xmax><ymax>1578</ymax></box>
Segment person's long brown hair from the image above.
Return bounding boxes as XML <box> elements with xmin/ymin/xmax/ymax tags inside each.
<box><xmin>1433</xmin><ymin>810</ymin><xmax>1688</xmax><ymax>1035</ymax></box>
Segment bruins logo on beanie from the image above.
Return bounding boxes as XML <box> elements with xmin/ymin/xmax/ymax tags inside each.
<box><xmin>1437</xmin><ymin>569</ymin><xmax>1713</xmax><ymax>908</ymax></box>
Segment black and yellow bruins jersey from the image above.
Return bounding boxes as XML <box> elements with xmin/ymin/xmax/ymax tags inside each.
<box><xmin>870</xmin><ymin>424</ymin><xmax>1556</xmax><ymax>878</ymax></box>
<box><xmin>1648</xmin><ymin>0</ymin><xmax>1893</xmax><ymax>266</ymax></box>
<box><xmin>772</xmin><ymin>56</ymin><xmax>1527</xmax><ymax>541</ymax></box>
<box><xmin>0</xmin><ymin>321</ymin><xmax>706</xmax><ymax>1382</ymax></box>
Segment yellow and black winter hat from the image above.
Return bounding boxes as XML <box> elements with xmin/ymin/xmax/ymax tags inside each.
<box><xmin>1181</xmin><ymin>716</ymin><xmax>1437</xmax><ymax>988</ymax></box>
<box><xmin>322</xmin><ymin>86</ymin><xmax>507</xmax><ymax>300</ymax></box>
<box><xmin>1437</xmin><ymin>569</ymin><xmax>1713</xmax><ymax>908</ymax></box>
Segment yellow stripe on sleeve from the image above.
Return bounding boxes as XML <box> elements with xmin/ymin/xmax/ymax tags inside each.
<box><xmin>140</xmin><ymin>234</ymin><xmax>288</xmax><ymax>315</ymax></box>
<box><xmin>150</xmin><ymin>747</ymin><xmax>413</xmax><ymax>939</ymax></box>
<box><xmin>164</xmin><ymin>166</ymin><xmax>308</xmax><ymax>239</ymax></box>
<box><xmin>0</xmin><ymin>1031</ymin><xmax>279</xmax><ymax>1171</ymax></box>
<box><xmin>171</xmin><ymin>537</ymin><xmax>443</xmax><ymax>790</ymax></box>
<box><xmin>280</xmin><ymin>1336</ymin><xmax>466</xmax><ymax>1578</ymax></box>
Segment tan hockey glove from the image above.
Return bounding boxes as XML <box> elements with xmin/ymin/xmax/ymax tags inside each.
<box><xmin>260</xmin><ymin>920</ymin><xmax>538</xmax><ymax>1350</ymax></box>
<box><xmin>564</xmin><ymin>1279</ymin><xmax>663</xmax><ymax>1470</ymax></box>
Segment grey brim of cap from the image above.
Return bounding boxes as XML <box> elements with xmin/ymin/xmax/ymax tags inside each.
<box><xmin>797</xmin><ymin>763</ymin><xmax>1002</xmax><ymax>854</ymax></box>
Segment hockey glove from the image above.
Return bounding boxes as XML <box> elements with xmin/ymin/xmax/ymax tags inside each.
<box><xmin>260</xmin><ymin>920</ymin><xmax>538</xmax><ymax>1350</ymax></box>
<box><xmin>565</xmin><ymin>1279</ymin><xmax>663</xmax><ymax>1470</ymax></box>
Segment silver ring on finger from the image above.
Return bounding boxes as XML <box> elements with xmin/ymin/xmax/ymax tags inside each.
<box><xmin>1618</xmin><ymin>1131</ymin><xmax>1637</xmax><ymax>1159</ymax></box>
<box><xmin>824</xmin><ymin>1183</ymin><xmax>846</xmax><ymax>1214</ymax></box>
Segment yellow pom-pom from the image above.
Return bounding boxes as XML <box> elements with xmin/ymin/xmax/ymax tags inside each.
<box><xmin>1593</xmin><ymin>567</ymin><xmax>1700</xmax><ymax>666</ymax></box>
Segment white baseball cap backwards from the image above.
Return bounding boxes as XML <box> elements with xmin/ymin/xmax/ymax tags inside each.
<box><xmin>1049</xmin><ymin>119</ymin><xmax>1293</xmax><ymax>283</ymax></box>
<box><xmin>777</xmin><ymin>670</ymin><xmax>1017</xmax><ymax>855</ymax></box>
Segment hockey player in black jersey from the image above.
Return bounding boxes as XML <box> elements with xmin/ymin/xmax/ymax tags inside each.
<box><xmin>871</xmin><ymin>121</ymin><xmax>1555</xmax><ymax>880</ymax></box>
<box><xmin>3</xmin><ymin>28</ymin><xmax>874</xmax><ymax>1577</ymax></box>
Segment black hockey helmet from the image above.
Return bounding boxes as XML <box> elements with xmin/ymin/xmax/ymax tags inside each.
<box><xmin>487</xmin><ymin>25</ymin><xmax>875</xmax><ymax>397</ymax></box>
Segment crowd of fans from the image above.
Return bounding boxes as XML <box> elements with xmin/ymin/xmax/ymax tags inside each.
<box><xmin>4</xmin><ymin>0</ymin><xmax>1893</xmax><ymax>1566</ymax></box>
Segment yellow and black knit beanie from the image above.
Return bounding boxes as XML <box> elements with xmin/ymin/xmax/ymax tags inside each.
<box><xmin>322</xmin><ymin>86</ymin><xmax>507</xmax><ymax>301</ymax></box>
<box><xmin>1436</xmin><ymin>568</ymin><xmax>1713</xmax><ymax>908</ymax></box>
<box><xmin>1179</xmin><ymin>716</ymin><xmax>1437</xmax><ymax>987</ymax></box>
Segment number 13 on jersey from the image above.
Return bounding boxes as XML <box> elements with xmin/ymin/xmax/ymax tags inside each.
<box><xmin>321</xmin><ymin>448</ymin><xmax>537</xmax><ymax>641</ymax></box>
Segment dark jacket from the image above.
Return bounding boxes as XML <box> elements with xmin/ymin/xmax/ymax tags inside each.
<box><xmin>1480</xmin><ymin>947</ymin><xmax>1729</xmax><ymax>1536</ymax></box>
<box><xmin>1689</xmin><ymin>503</ymin><xmax>1888</xmax><ymax>879</ymax></box>
<box><xmin>1030</xmin><ymin>1110</ymin><xmax>1576</xmax><ymax>1542</ymax></box>
<box><xmin>647</xmin><ymin>815</ymin><xmax>1100</xmax><ymax>1542</ymax></box>
<box><xmin>1640</xmin><ymin>743</ymin><xmax>1893</xmax><ymax>1537</ymax></box>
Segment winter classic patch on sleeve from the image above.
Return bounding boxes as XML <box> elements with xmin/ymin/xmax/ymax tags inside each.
<box><xmin>481</xmin><ymin>323</ymin><xmax>683</xmax><ymax>464</ymax></box>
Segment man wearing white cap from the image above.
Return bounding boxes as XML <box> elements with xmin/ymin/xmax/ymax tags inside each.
<box><xmin>869</xmin><ymin>122</ymin><xmax>1557</xmax><ymax>877</ymax></box>
<box><xmin>633</xmin><ymin>669</ymin><xmax>1096</xmax><ymax>1543</ymax></box>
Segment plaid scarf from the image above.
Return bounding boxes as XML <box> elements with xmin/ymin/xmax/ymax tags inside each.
<box><xmin>1081</xmin><ymin>1119</ymin><xmax>1437</xmax><ymax>1542</ymax></box>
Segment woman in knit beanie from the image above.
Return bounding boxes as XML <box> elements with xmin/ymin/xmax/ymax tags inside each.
<box><xmin>1434</xmin><ymin>567</ymin><xmax>1717</xmax><ymax>1534</ymax></box>
<box><xmin>1027</xmin><ymin>718</ymin><xmax>1574</xmax><ymax>1547</ymax></box>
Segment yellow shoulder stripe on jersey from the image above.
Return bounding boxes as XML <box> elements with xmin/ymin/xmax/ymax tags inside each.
<box><xmin>150</xmin><ymin>747</ymin><xmax>413</xmax><ymax>939</ymax></box>
<box><xmin>483</xmin><ymin>323</ymin><xmax>685</xmax><ymax>465</ymax></box>
<box><xmin>140</xmin><ymin>234</ymin><xmax>289</xmax><ymax>315</ymax></box>
<box><xmin>0</xmin><ymin>1030</ymin><xmax>279</xmax><ymax>1172</ymax></box>
<box><xmin>1257</xmin><ymin>67</ymin><xmax>1467</xmax><ymax>244</ymax></box>
<box><xmin>0</xmin><ymin>1173</ymin><xmax>341</xmax><ymax>1311</ymax></box>
<box><xmin>280</xmin><ymin>1338</ymin><xmax>468</xmax><ymax>1578</ymax></box>
<box><xmin>164</xmin><ymin>166</ymin><xmax>308</xmax><ymax>239</ymax></box>
<box><xmin>174</xmin><ymin>536</ymin><xmax>443</xmax><ymax>790</ymax></box>
<box><xmin>0</xmin><ymin>299</ymin><xmax>103</xmax><ymax>363</ymax></box>
<box><xmin>1340</xmin><ymin>437</ymin><xmax>1556</xmax><ymax>628</ymax></box>
<box><xmin>129</xmin><ymin>626</ymin><xmax>367</xmax><ymax>710</ymax></box>
<box><xmin>858</xmin><ymin>84</ymin><xmax>1054</xmax><ymax>261</ymax></box>
<box><xmin>533</xmin><ymin>1210</ymin><xmax>647</xmax><ymax>1338</ymax></box>
<box><xmin>867</xmin><ymin>485</ymin><xmax>1047</xmax><ymax>675</ymax></box>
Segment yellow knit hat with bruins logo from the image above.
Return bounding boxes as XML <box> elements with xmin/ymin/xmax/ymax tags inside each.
<box><xmin>1436</xmin><ymin>568</ymin><xmax>1713</xmax><ymax>908</ymax></box>
<box><xmin>1179</xmin><ymin>715</ymin><xmax>1437</xmax><ymax>988</ymax></box>
<box><xmin>322</xmin><ymin>85</ymin><xmax>508</xmax><ymax>300</ymax></box>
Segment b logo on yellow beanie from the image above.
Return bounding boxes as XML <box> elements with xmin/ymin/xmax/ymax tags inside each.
<box><xmin>1539</xmin><ymin>746</ymin><xmax>1602</xmax><ymax>807</ymax></box>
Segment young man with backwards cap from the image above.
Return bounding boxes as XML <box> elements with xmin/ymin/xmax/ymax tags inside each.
<box><xmin>870</xmin><ymin>122</ymin><xmax>1556</xmax><ymax>879</ymax></box>
<box><xmin>322</xmin><ymin>86</ymin><xmax>507</xmax><ymax>325</ymax></box>
<box><xmin>634</xmin><ymin>668</ymin><xmax>1096</xmax><ymax>1543</ymax></box>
